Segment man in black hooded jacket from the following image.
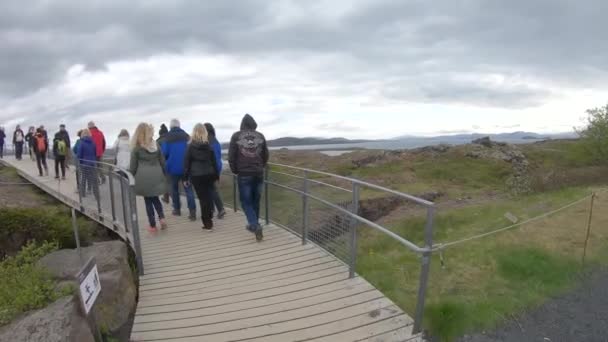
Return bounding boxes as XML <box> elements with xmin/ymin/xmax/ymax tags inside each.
<box><xmin>229</xmin><ymin>114</ymin><xmax>269</xmax><ymax>241</ymax></box>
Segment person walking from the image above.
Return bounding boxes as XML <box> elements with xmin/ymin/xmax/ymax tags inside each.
<box><xmin>113</xmin><ymin>129</ymin><xmax>131</xmax><ymax>171</ymax></box>
<box><xmin>157</xmin><ymin>124</ymin><xmax>170</xmax><ymax>204</ymax></box>
<box><xmin>32</xmin><ymin>128</ymin><xmax>49</xmax><ymax>176</ymax></box>
<box><xmin>161</xmin><ymin>119</ymin><xmax>197</xmax><ymax>220</ymax></box>
<box><xmin>25</xmin><ymin>126</ymin><xmax>36</xmax><ymax>161</ymax></box>
<box><xmin>184</xmin><ymin>124</ymin><xmax>219</xmax><ymax>230</ymax></box>
<box><xmin>55</xmin><ymin>124</ymin><xmax>71</xmax><ymax>169</ymax></box>
<box><xmin>130</xmin><ymin>123</ymin><xmax>168</xmax><ymax>233</ymax></box>
<box><xmin>229</xmin><ymin>114</ymin><xmax>269</xmax><ymax>242</ymax></box>
<box><xmin>204</xmin><ymin>122</ymin><xmax>226</xmax><ymax>219</ymax></box>
<box><xmin>88</xmin><ymin>121</ymin><xmax>106</xmax><ymax>184</ymax></box>
<box><xmin>12</xmin><ymin>125</ymin><xmax>25</xmax><ymax>160</ymax></box>
<box><xmin>52</xmin><ymin>131</ymin><xmax>68</xmax><ymax>179</ymax></box>
<box><xmin>0</xmin><ymin>127</ymin><xmax>5</xmax><ymax>159</ymax></box>
<box><xmin>77</xmin><ymin>129</ymin><xmax>99</xmax><ymax>200</ymax></box>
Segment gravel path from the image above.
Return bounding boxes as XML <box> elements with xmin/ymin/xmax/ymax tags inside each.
<box><xmin>457</xmin><ymin>269</ymin><xmax>608</xmax><ymax>342</ymax></box>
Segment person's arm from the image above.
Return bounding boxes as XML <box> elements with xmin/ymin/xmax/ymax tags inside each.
<box><xmin>183</xmin><ymin>145</ymin><xmax>192</xmax><ymax>181</ymax></box>
<box><xmin>213</xmin><ymin>141</ymin><xmax>223</xmax><ymax>173</ymax></box>
<box><xmin>129</xmin><ymin>149</ymin><xmax>138</xmax><ymax>175</ymax></box>
<box><xmin>158</xmin><ymin>145</ymin><xmax>166</xmax><ymax>175</ymax></box>
<box><xmin>102</xmin><ymin>135</ymin><xmax>106</xmax><ymax>153</ymax></box>
<box><xmin>210</xmin><ymin>149</ymin><xmax>220</xmax><ymax>180</ymax></box>
<box><xmin>261</xmin><ymin>133</ymin><xmax>269</xmax><ymax>165</ymax></box>
<box><xmin>228</xmin><ymin>133</ymin><xmax>238</xmax><ymax>174</ymax></box>
<box><xmin>52</xmin><ymin>139</ymin><xmax>58</xmax><ymax>156</ymax></box>
<box><xmin>77</xmin><ymin>143</ymin><xmax>83</xmax><ymax>160</ymax></box>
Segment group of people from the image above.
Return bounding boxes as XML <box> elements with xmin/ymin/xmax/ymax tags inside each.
<box><xmin>1</xmin><ymin>124</ymin><xmax>73</xmax><ymax>179</ymax></box>
<box><xmin>1</xmin><ymin>114</ymin><xmax>269</xmax><ymax>241</ymax></box>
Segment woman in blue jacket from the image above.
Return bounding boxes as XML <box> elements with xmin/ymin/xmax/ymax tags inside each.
<box><xmin>77</xmin><ymin>129</ymin><xmax>99</xmax><ymax>201</ymax></box>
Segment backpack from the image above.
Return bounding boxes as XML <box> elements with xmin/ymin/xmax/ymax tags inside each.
<box><xmin>36</xmin><ymin>136</ymin><xmax>46</xmax><ymax>153</ymax></box>
<box><xmin>57</xmin><ymin>140</ymin><xmax>67</xmax><ymax>156</ymax></box>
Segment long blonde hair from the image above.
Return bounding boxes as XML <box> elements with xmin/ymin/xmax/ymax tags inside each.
<box><xmin>191</xmin><ymin>123</ymin><xmax>208</xmax><ymax>143</ymax></box>
<box><xmin>132</xmin><ymin>123</ymin><xmax>154</xmax><ymax>148</ymax></box>
<box><xmin>80</xmin><ymin>128</ymin><xmax>91</xmax><ymax>138</ymax></box>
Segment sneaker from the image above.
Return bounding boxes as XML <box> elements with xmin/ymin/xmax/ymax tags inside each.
<box><xmin>246</xmin><ymin>225</ymin><xmax>256</xmax><ymax>233</ymax></box>
<box><xmin>61</xmin><ymin>176</ymin><xmax>66</xmax><ymax>180</ymax></box>
<box><xmin>55</xmin><ymin>176</ymin><xmax>60</xmax><ymax>180</ymax></box>
<box><xmin>159</xmin><ymin>219</ymin><xmax>168</xmax><ymax>230</ymax></box>
<box><xmin>189</xmin><ymin>210</ymin><xmax>196</xmax><ymax>221</ymax></box>
<box><xmin>147</xmin><ymin>226</ymin><xmax>158</xmax><ymax>233</ymax></box>
<box><xmin>217</xmin><ymin>209</ymin><xmax>226</xmax><ymax>219</ymax></box>
<box><xmin>172</xmin><ymin>209</ymin><xmax>181</xmax><ymax>216</ymax></box>
<box><xmin>255</xmin><ymin>227</ymin><xmax>264</xmax><ymax>242</ymax></box>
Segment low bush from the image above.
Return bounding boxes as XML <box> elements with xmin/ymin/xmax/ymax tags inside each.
<box><xmin>0</xmin><ymin>242</ymin><xmax>73</xmax><ymax>325</ymax></box>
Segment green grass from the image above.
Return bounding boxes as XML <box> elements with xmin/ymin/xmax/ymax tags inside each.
<box><xmin>354</xmin><ymin>186</ymin><xmax>602</xmax><ymax>341</ymax></box>
<box><xmin>0</xmin><ymin>242</ymin><xmax>73</xmax><ymax>326</ymax></box>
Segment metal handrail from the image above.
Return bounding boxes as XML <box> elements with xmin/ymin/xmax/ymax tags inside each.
<box><xmin>269</xmin><ymin>162</ymin><xmax>435</xmax><ymax>207</ymax></box>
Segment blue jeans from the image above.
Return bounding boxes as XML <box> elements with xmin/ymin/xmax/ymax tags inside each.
<box><xmin>144</xmin><ymin>196</ymin><xmax>165</xmax><ymax>228</ymax></box>
<box><xmin>238</xmin><ymin>175</ymin><xmax>264</xmax><ymax>228</ymax></box>
<box><xmin>170</xmin><ymin>175</ymin><xmax>196</xmax><ymax>211</ymax></box>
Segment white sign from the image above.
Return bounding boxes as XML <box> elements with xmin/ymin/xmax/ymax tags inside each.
<box><xmin>77</xmin><ymin>258</ymin><xmax>102</xmax><ymax>315</ymax></box>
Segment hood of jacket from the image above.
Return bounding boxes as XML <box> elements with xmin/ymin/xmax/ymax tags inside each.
<box><xmin>240</xmin><ymin>114</ymin><xmax>257</xmax><ymax>131</ymax></box>
<box><xmin>135</xmin><ymin>144</ymin><xmax>160</xmax><ymax>161</ymax></box>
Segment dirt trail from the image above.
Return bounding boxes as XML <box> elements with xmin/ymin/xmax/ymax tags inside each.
<box><xmin>457</xmin><ymin>269</ymin><xmax>608</xmax><ymax>342</ymax></box>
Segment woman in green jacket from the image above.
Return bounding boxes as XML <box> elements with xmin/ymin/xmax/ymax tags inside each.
<box><xmin>129</xmin><ymin>123</ymin><xmax>168</xmax><ymax>232</ymax></box>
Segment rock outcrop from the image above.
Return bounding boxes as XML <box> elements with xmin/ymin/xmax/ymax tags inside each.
<box><xmin>467</xmin><ymin>137</ymin><xmax>532</xmax><ymax>194</ymax></box>
<box><xmin>0</xmin><ymin>296</ymin><xmax>94</xmax><ymax>342</ymax></box>
<box><xmin>37</xmin><ymin>241</ymin><xmax>136</xmax><ymax>334</ymax></box>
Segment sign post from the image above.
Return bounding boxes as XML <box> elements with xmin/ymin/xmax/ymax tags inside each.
<box><xmin>77</xmin><ymin>257</ymin><xmax>104</xmax><ymax>342</ymax></box>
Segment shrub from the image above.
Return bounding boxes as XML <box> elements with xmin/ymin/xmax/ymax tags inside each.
<box><xmin>578</xmin><ymin>103</ymin><xmax>608</xmax><ymax>164</ymax></box>
<box><xmin>0</xmin><ymin>242</ymin><xmax>73</xmax><ymax>325</ymax></box>
<box><xmin>0</xmin><ymin>207</ymin><xmax>93</xmax><ymax>258</ymax></box>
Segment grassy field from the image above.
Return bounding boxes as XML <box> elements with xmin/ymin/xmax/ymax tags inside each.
<box><xmin>253</xmin><ymin>140</ymin><xmax>608</xmax><ymax>341</ymax></box>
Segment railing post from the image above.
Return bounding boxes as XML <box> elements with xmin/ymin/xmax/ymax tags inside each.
<box><xmin>232</xmin><ymin>174</ymin><xmax>238</xmax><ymax>212</ymax></box>
<box><xmin>264</xmin><ymin>166</ymin><xmax>270</xmax><ymax>225</ymax></box>
<box><xmin>302</xmin><ymin>171</ymin><xmax>309</xmax><ymax>245</ymax></box>
<box><xmin>108</xmin><ymin>172</ymin><xmax>117</xmax><ymax>229</ymax></box>
<box><xmin>349</xmin><ymin>183</ymin><xmax>360</xmax><ymax>278</ymax></box>
<box><xmin>120</xmin><ymin>176</ymin><xmax>130</xmax><ymax>233</ymax></box>
<box><xmin>128</xmin><ymin>184</ymin><xmax>145</xmax><ymax>276</ymax></box>
<box><xmin>76</xmin><ymin>162</ymin><xmax>84</xmax><ymax>212</ymax></box>
<box><xmin>413</xmin><ymin>206</ymin><xmax>435</xmax><ymax>334</ymax></box>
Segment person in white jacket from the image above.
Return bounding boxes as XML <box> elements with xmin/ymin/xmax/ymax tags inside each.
<box><xmin>113</xmin><ymin>129</ymin><xmax>131</xmax><ymax>170</ymax></box>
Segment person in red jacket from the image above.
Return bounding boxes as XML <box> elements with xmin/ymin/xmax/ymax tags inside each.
<box><xmin>87</xmin><ymin>121</ymin><xmax>107</xmax><ymax>184</ymax></box>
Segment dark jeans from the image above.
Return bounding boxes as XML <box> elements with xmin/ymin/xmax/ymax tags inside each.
<box><xmin>192</xmin><ymin>175</ymin><xmax>215</xmax><ymax>227</ymax></box>
<box><xmin>144</xmin><ymin>196</ymin><xmax>165</xmax><ymax>228</ymax></box>
<box><xmin>238</xmin><ymin>175</ymin><xmax>264</xmax><ymax>228</ymax></box>
<box><xmin>55</xmin><ymin>156</ymin><xmax>66</xmax><ymax>178</ymax></box>
<box><xmin>80</xmin><ymin>165</ymin><xmax>100</xmax><ymax>201</ymax></box>
<box><xmin>213</xmin><ymin>182</ymin><xmax>225</xmax><ymax>213</ymax></box>
<box><xmin>0</xmin><ymin>143</ymin><xmax>3</xmax><ymax>158</ymax></box>
<box><xmin>35</xmin><ymin>152</ymin><xmax>48</xmax><ymax>175</ymax></box>
<box><xmin>170</xmin><ymin>175</ymin><xmax>196</xmax><ymax>211</ymax></box>
<box><xmin>15</xmin><ymin>142</ymin><xmax>23</xmax><ymax>160</ymax></box>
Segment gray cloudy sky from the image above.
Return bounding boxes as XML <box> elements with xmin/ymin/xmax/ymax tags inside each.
<box><xmin>1</xmin><ymin>0</ymin><xmax>607</xmax><ymax>142</ymax></box>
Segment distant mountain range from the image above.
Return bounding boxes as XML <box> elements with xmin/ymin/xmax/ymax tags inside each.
<box><xmin>218</xmin><ymin>131</ymin><xmax>578</xmax><ymax>150</ymax></box>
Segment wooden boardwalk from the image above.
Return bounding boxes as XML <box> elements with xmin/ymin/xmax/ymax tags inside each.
<box><xmin>1</xmin><ymin>157</ymin><xmax>419</xmax><ymax>342</ymax></box>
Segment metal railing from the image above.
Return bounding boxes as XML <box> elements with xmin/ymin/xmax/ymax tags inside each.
<box><xmin>220</xmin><ymin>162</ymin><xmax>436</xmax><ymax>334</ymax></box>
<box><xmin>1</xmin><ymin>144</ymin><xmax>145</xmax><ymax>276</ymax></box>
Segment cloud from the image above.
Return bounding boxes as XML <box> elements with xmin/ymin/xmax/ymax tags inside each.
<box><xmin>0</xmin><ymin>0</ymin><xmax>607</xmax><ymax>140</ymax></box>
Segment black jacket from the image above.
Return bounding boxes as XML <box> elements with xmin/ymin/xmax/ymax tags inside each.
<box><xmin>25</xmin><ymin>132</ymin><xmax>34</xmax><ymax>147</ymax></box>
<box><xmin>228</xmin><ymin>114</ymin><xmax>269</xmax><ymax>177</ymax></box>
<box><xmin>184</xmin><ymin>142</ymin><xmax>219</xmax><ymax>180</ymax></box>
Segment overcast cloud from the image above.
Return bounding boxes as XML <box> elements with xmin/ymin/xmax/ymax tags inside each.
<box><xmin>1</xmin><ymin>0</ymin><xmax>607</xmax><ymax>142</ymax></box>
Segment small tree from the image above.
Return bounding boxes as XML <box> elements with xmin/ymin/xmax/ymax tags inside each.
<box><xmin>578</xmin><ymin>103</ymin><xmax>608</xmax><ymax>164</ymax></box>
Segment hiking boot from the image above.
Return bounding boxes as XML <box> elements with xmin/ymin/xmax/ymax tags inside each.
<box><xmin>61</xmin><ymin>176</ymin><xmax>66</xmax><ymax>181</ymax></box>
<box><xmin>55</xmin><ymin>176</ymin><xmax>60</xmax><ymax>180</ymax></box>
<box><xmin>255</xmin><ymin>227</ymin><xmax>264</xmax><ymax>242</ymax></box>
<box><xmin>159</xmin><ymin>219</ymin><xmax>168</xmax><ymax>230</ymax></box>
<box><xmin>172</xmin><ymin>209</ymin><xmax>181</xmax><ymax>216</ymax></box>
<box><xmin>246</xmin><ymin>225</ymin><xmax>256</xmax><ymax>233</ymax></box>
<box><xmin>217</xmin><ymin>209</ymin><xmax>226</xmax><ymax>219</ymax></box>
<box><xmin>188</xmin><ymin>210</ymin><xmax>196</xmax><ymax>221</ymax></box>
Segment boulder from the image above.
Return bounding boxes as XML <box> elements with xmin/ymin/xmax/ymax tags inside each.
<box><xmin>0</xmin><ymin>296</ymin><xmax>94</xmax><ymax>342</ymax></box>
<box><xmin>472</xmin><ymin>136</ymin><xmax>493</xmax><ymax>148</ymax></box>
<box><xmin>37</xmin><ymin>241</ymin><xmax>136</xmax><ymax>334</ymax></box>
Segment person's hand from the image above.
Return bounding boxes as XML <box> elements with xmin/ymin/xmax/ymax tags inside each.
<box><xmin>183</xmin><ymin>180</ymin><xmax>191</xmax><ymax>188</ymax></box>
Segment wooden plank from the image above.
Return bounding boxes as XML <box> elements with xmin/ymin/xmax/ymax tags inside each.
<box><xmin>134</xmin><ymin>278</ymin><xmax>372</xmax><ymax>324</ymax></box>
<box><xmin>136</xmin><ymin>272</ymin><xmax>352</xmax><ymax>314</ymax></box>
<box><xmin>139</xmin><ymin>260</ymin><xmax>344</xmax><ymax>299</ymax></box>
<box><xmin>311</xmin><ymin>316</ymin><xmax>414</xmax><ymax>342</ymax></box>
